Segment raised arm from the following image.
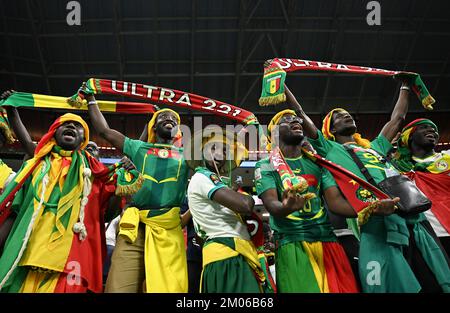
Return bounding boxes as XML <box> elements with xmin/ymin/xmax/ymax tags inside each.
<box><xmin>85</xmin><ymin>93</ymin><xmax>126</xmax><ymax>152</ymax></box>
<box><xmin>1</xmin><ymin>90</ymin><xmax>36</xmax><ymax>156</ymax></box>
<box><xmin>380</xmin><ymin>79</ymin><xmax>411</xmax><ymax>142</ymax></box>
<box><xmin>138</xmin><ymin>123</ymin><xmax>148</xmax><ymax>142</ymax></box>
<box><xmin>212</xmin><ymin>187</ymin><xmax>255</xmax><ymax>215</ymax></box>
<box><xmin>259</xmin><ymin>188</ymin><xmax>305</xmax><ymax>218</ymax></box>
<box><xmin>284</xmin><ymin>84</ymin><xmax>319</xmax><ymax>139</ymax></box>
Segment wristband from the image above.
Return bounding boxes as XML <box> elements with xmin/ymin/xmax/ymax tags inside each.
<box><xmin>88</xmin><ymin>100</ymin><xmax>96</xmax><ymax>106</ymax></box>
<box><xmin>400</xmin><ymin>86</ymin><xmax>410</xmax><ymax>91</ymax></box>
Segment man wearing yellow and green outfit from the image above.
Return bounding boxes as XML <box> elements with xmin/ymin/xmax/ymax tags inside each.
<box><xmin>186</xmin><ymin>126</ymin><xmax>267</xmax><ymax>292</ymax></box>
<box><xmin>284</xmin><ymin>80</ymin><xmax>450</xmax><ymax>292</ymax></box>
<box><xmin>85</xmin><ymin>89</ymin><xmax>188</xmax><ymax>293</ymax></box>
<box><xmin>393</xmin><ymin>118</ymin><xmax>450</xmax><ymax>257</ymax></box>
<box><xmin>0</xmin><ymin>109</ymin><xmax>16</xmax><ymax>194</ymax></box>
<box><xmin>256</xmin><ymin>110</ymin><xmax>368</xmax><ymax>293</ymax></box>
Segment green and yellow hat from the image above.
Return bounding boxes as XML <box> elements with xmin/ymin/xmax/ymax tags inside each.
<box><xmin>393</xmin><ymin>118</ymin><xmax>438</xmax><ymax>172</ymax></box>
<box><xmin>322</xmin><ymin>108</ymin><xmax>370</xmax><ymax>149</ymax></box>
<box><xmin>184</xmin><ymin>125</ymin><xmax>248</xmax><ymax>175</ymax></box>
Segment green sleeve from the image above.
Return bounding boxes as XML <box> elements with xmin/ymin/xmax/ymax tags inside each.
<box><xmin>308</xmin><ymin>131</ymin><xmax>336</xmax><ymax>157</ymax></box>
<box><xmin>321</xmin><ymin>168</ymin><xmax>337</xmax><ymax>191</ymax></box>
<box><xmin>194</xmin><ymin>169</ymin><xmax>227</xmax><ymax>200</ymax></box>
<box><xmin>371</xmin><ymin>134</ymin><xmax>393</xmax><ymax>156</ymax></box>
<box><xmin>254</xmin><ymin>160</ymin><xmax>277</xmax><ymax>196</ymax></box>
<box><xmin>123</xmin><ymin>137</ymin><xmax>144</xmax><ymax>161</ymax></box>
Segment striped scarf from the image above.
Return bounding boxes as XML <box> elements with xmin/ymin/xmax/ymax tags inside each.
<box><xmin>69</xmin><ymin>78</ymin><xmax>258</xmax><ymax>125</ymax></box>
<box><xmin>0</xmin><ymin>92</ymin><xmax>157</xmax><ymax>114</ymax></box>
<box><xmin>259</xmin><ymin>58</ymin><xmax>435</xmax><ymax>110</ymax></box>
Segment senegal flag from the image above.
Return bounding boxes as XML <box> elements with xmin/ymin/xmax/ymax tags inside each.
<box><xmin>0</xmin><ymin>92</ymin><xmax>156</xmax><ymax>114</ymax></box>
<box><xmin>258</xmin><ymin>64</ymin><xmax>287</xmax><ymax>106</ymax></box>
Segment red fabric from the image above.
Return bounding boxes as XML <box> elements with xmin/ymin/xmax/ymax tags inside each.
<box><xmin>115</xmin><ymin>101</ymin><xmax>157</xmax><ymax>114</ymax></box>
<box><xmin>309</xmin><ymin>152</ymin><xmax>389</xmax><ymax>213</ymax></box>
<box><xmin>93</xmin><ymin>78</ymin><xmax>257</xmax><ymax>124</ymax></box>
<box><xmin>54</xmin><ymin>272</ymin><xmax>88</xmax><ymax>293</ymax></box>
<box><xmin>322</xmin><ymin>242</ymin><xmax>359</xmax><ymax>293</ymax></box>
<box><xmin>245</xmin><ymin>212</ymin><xmax>265</xmax><ymax>248</ymax></box>
<box><xmin>272</xmin><ymin>58</ymin><xmax>398</xmax><ymax>76</ymax></box>
<box><xmin>61</xmin><ymin>156</ymin><xmax>117</xmax><ymax>293</ymax></box>
<box><xmin>407</xmin><ymin>171</ymin><xmax>450</xmax><ymax>234</ymax></box>
<box><xmin>0</xmin><ymin>161</ymin><xmax>39</xmax><ymax>225</ymax></box>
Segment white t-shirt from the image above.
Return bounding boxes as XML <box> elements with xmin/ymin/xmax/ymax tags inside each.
<box><xmin>187</xmin><ymin>168</ymin><xmax>250</xmax><ymax>241</ymax></box>
<box><xmin>105</xmin><ymin>215</ymin><xmax>121</xmax><ymax>246</ymax></box>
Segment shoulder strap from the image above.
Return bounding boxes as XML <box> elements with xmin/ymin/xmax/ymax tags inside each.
<box><xmin>343</xmin><ymin>144</ymin><xmax>379</xmax><ymax>188</ymax></box>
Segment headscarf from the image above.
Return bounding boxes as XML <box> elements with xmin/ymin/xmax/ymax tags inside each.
<box><xmin>266</xmin><ymin>109</ymin><xmax>297</xmax><ymax>151</ymax></box>
<box><xmin>184</xmin><ymin>125</ymin><xmax>247</xmax><ymax>176</ymax></box>
<box><xmin>322</xmin><ymin>108</ymin><xmax>371</xmax><ymax>149</ymax></box>
<box><xmin>35</xmin><ymin>113</ymin><xmax>89</xmax><ymax>156</ymax></box>
<box><xmin>146</xmin><ymin>108</ymin><xmax>182</xmax><ymax>146</ymax></box>
<box><xmin>393</xmin><ymin>118</ymin><xmax>439</xmax><ymax>172</ymax></box>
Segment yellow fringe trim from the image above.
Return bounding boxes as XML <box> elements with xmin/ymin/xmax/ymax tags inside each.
<box><xmin>0</xmin><ymin>122</ymin><xmax>15</xmax><ymax>144</ymax></box>
<box><xmin>66</xmin><ymin>95</ymin><xmax>86</xmax><ymax>108</ymax></box>
<box><xmin>258</xmin><ymin>93</ymin><xmax>286</xmax><ymax>106</ymax></box>
<box><xmin>303</xmin><ymin>192</ymin><xmax>317</xmax><ymax>201</ymax></box>
<box><xmin>422</xmin><ymin>95</ymin><xmax>435</xmax><ymax>110</ymax></box>
<box><xmin>115</xmin><ymin>173</ymin><xmax>144</xmax><ymax>196</ymax></box>
<box><xmin>357</xmin><ymin>201</ymin><xmax>379</xmax><ymax>226</ymax></box>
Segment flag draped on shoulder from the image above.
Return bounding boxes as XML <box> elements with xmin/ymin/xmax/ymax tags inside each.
<box><xmin>406</xmin><ymin>170</ymin><xmax>450</xmax><ymax>234</ymax></box>
<box><xmin>303</xmin><ymin>149</ymin><xmax>390</xmax><ymax>224</ymax></box>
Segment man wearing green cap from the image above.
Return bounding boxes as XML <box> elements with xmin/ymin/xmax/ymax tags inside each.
<box><xmin>393</xmin><ymin>118</ymin><xmax>450</xmax><ymax>256</ymax></box>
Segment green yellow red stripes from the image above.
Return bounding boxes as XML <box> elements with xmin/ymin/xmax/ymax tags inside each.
<box><xmin>0</xmin><ymin>92</ymin><xmax>156</xmax><ymax>114</ymax></box>
<box><xmin>276</xmin><ymin>241</ymin><xmax>359</xmax><ymax>293</ymax></box>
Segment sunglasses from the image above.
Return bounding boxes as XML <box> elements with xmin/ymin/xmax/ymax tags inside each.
<box><xmin>279</xmin><ymin>115</ymin><xmax>303</xmax><ymax>124</ymax></box>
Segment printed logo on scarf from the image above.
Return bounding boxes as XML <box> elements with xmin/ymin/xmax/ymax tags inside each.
<box><xmin>435</xmin><ymin>159</ymin><xmax>448</xmax><ymax>171</ymax></box>
<box><xmin>356</xmin><ymin>186</ymin><xmax>377</xmax><ymax>203</ymax></box>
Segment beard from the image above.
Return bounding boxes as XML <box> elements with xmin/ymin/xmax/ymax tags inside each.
<box><xmin>281</xmin><ymin>132</ymin><xmax>304</xmax><ymax>146</ymax></box>
<box><xmin>335</xmin><ymin>124</ymin><xmax>357</xmax><ymax>137</ymax></box>
<box><xmin>155</xmin><ymin>124</ymin><xmax>177</xmax><ymax>140</ymax></box>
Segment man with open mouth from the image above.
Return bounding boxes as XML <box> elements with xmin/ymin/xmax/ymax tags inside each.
<box><xmin>186</xmin><ymin>126</ymin><xmax>273</xmax><ymax>293</ymax></box>
<box><xmin>254</xmin><ymin>109</ymin><xmax>397</xmax><ymax>293</ymax></box>
<box><xmin>393</xmin><ymin>119</ymin><xmax>450</xmax><ymax>258</ymax></box>
<box><xmin>83</xmin><ymin>88</ymin><xmax>189</xmax><ymax>293</ymax></box>
<box><xmin>283</xmin><ymin>77</ymin><xmax>450</xmax><ymax>292</ymax></box>
<box><xmin>0</xmin><ymin>90</ymin><xmax>142</xmax><ymax>293</ymax></box>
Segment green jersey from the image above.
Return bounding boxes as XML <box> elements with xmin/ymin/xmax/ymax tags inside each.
<box><xmin>255</xmin><ymin>155</ymin><xmax>337</xmax><ymax>244</ymax></box>
<box><xmin>124</xmin><ymin>137</ymin><xmax>189</xmax><ymax>213</ymax></box>
<box><xmin>309</xmin><ymin>131</ymin><xmax>397</xmax><ymax>185</ymax></box>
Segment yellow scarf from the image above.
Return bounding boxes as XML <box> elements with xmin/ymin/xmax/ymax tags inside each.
<box><xmin>119</xmin><ymin>207</ymin><xmax>188</xmax><ymax>293</ymax></box>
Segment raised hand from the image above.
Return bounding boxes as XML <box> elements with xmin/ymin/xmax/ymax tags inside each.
<box><xmin>281</xmin><ymin>188</ymin><xmax>305</xmax><ymax>212</ymax></box>
<box><xmin>0</xmin><ymin>90</ymin><xmax>16</xmax><ymax>101</ymax></box>
<box><xmin>120</xmin><ymin>156</ymin><xmax>137</xmax><ymax>171</ymax></box>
